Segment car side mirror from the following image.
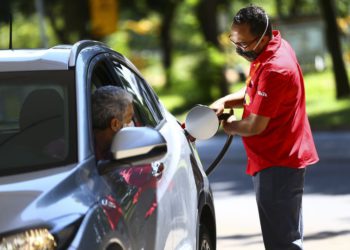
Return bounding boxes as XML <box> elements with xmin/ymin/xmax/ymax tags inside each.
<box><xmin>98</xmin><ymin>127</ymin><xmax>167</xmax><ymax>175</ymax></box>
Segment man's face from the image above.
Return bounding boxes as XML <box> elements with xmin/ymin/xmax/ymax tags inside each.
<box><xmin>229</xmin><ymin>23</ymin><xmax>264</xmax><ymax>61</ymax></box>
<box><xmin>123</xmin><ymin>104</ymin><xmax>134</xmax><ymax>126</ymax></box>
<box><xmin>230</xmin><ymin>23</ymin><xmax>257</xmax><ymax>49</ymax></box>
<box><xmin>109</xmin><ymin>104</ymin><xmax>134</xmax><ymax>133</ymax></box>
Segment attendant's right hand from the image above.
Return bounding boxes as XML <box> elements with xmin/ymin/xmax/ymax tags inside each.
<box><xmin>209</xmin><ymin>100</ymin><xmax>225</xmax><ymax>116</ymax></box>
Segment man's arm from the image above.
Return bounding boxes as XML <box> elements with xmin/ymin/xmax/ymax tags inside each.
<box><xmin>210</xmin><ymin>86</ymin><xmax>246</xmax><ymax>115</ymax></box>
<box><xmin>222</xmin><ymin>113</ymin><xmax>270</xmax><ymax>137</ymax></box>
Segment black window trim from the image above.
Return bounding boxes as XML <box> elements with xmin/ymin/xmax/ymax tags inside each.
<box><xmin>86</xmin><ymin>53</ymin><xmax>118</xmax><ymax>156</ymax></box>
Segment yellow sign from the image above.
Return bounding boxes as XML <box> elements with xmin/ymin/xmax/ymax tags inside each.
<box><xmin>90</xmin><ymin>0</ymin><xmax>118</xmax><ymax>38</ymax></box>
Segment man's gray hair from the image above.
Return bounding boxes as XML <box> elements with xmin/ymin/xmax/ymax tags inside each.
<box><xmin>92</xmin><ymin>85</ymin><xmax>133</xmax><ymax>130</ymax></box>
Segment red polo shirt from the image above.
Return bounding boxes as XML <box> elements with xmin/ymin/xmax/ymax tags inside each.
<box><xmin>242</xmin><ymin>30</ymin><xmax>319</xmax><ymax>176</ymax></box>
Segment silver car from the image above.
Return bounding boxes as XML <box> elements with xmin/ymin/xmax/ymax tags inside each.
<box><xmin>0</xmin><ymin>41</ymin><xmax>216</xmax><ymax>250</ymax></box>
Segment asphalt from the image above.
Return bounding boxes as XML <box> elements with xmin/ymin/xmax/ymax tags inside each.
<box><xmin>196</xmin><ymin>132</ymin><xmax>350</xmax><ymax>250</ymax></box>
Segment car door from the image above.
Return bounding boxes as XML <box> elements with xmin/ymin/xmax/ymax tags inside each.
<box><xmin>109</xmin><ymin>57</ymin><xmax>198</xmax><ymax>250</ymax></box>
<box><xmin>86</xmin><ymin>54</ymin><xmax>160</xmax><ymax>250</ymax></box>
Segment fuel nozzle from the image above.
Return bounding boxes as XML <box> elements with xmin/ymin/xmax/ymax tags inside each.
<box><xmin>218</xmin><ymin>113</ymin><xmax>231</xmax><ymax>121</ymax></box>
<box><xmin>217</xmin><ymin>109</ymin><xmax>234</xmax><ymax>121</ymax></box>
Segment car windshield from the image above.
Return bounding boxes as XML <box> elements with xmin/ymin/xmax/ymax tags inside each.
<box><xmin>0</xmin><ymin>70</ymin><xmax>77</xmax><ymax>175</ymax></box>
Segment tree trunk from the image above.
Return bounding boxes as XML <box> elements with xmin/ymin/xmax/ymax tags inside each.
<box><xmin>197</xmin><ymin>0</ymin><xmax>220</xmax><ymax>47</ymax></box>
<box><xmin>290</xmin><ymin>0</ymin><xmax>302</xmax><ymax>16</ymax></box>
<box><xmin>196</xmin><ymin>0</ymin><xmax>228</xmax><ymax>98</ymax></box>
<box><xmin>320</xmin><ymin>0</ymin><xmax>350</xmax><ymax>99</ymax></box>
<box><xmin>275</xmin><ymin>0</ymin><xmax>284</xmax><ymax>19</ymax></box>
<box><xmin>46</xmin><ymin>0</ymin><xmax>90</xmax><ymax>43</ymax></box>
<box><xmin>160</xmin><ymin>1</ymin><xmax>178</xmax><ymax>89</ymax></box>
<box><xmin>46</xmin><ymin>8</ymin><xmax>70</xmax><ymax>44</ymax></box>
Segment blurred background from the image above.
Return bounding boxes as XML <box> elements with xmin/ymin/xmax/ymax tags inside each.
<box><xmin>0</xmin><ymin>0</ymin><xmax>349</xmax><ymax>130</ymax></box>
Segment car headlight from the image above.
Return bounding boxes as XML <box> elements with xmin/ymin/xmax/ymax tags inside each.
<box><xmin>0</xmin><ymin>228</ymin><xmax>56</xmax><ymax>250</ymax></box>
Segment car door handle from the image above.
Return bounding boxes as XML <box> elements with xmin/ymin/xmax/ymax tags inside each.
<box><xmin>152</xmin><ymin>162</ymin><xmax>164</xmax><ymax>178</ymax></box>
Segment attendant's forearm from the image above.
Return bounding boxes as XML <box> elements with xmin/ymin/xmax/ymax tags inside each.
<box><xmin>223</xmin><ymin>114</ymin><xmax>270</xmax><ymax>137</ymax></box>
<box><xmin>222</xmin><ymin>87</ymin><xmax>246</xmax><ymax>109</ymax></box>
<box><xmin>224</xmin><ymin>120</ymin><xmax>259</xmax><ymax>137</ymax></box>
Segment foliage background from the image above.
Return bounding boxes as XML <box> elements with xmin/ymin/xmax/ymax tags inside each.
<box><xmin>0</xmin><ymin>0</ymin><xmax>349</xmax><ymax>130</ymax></box>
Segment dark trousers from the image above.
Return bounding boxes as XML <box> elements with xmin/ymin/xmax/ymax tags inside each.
<box><xmin>253</xmin><ymin>167</ymin><xmax>305</xmax><ymax>250</ymax></box>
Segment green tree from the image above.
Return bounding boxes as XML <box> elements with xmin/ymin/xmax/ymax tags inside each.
<box><xmin>274</xmin><ymin>0</ymin><xmax>320</xmax><ymax>18</ymax></box>
<box><xmin>0</xmin><ymin>0</ymin><xmax>12</xmax><ymax>23</ymax></box>
<box><xmin>320</xmin><ymin>0</ymin><xmax>350</xmax><ymax>98</ymax></box>
<box><xmin>196</xmin><ymin>0</ymin><xmax>230</xmax><ymax>98</ymax></box>
<box><xmin>120</xmin><ymin>0</ymin><xmax>184</xmax><ymax>89</ymax></box>
<box><xmin>273</xmin><ymin>0</ymin><xmax>350</xmax><ymax>98</ymax></box>
<box><xmin>0</xmin><ymin>0</ymin><xmax>13</xmax><ymax>48</ymax></box>
<box><xmin>15</xmin><ymin>0</ymin><xmax>90</xmax><ymax>43</ymax></box>
<box><xmin>146</xmin><ymin>0</ymin><xmax>184</xmax><ymax>89</ymax></box>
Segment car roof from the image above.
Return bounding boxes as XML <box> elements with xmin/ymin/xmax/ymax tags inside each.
<box><xmin>0</xmin><ymin>40</ymin><xmax>110</xmax><ymax>72</ymax></box>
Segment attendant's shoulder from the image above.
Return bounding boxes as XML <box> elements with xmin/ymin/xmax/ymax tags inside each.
<box><xmin>260</xmin><ymin>61</ymin><xmax>289</xmax><ymax>78</ymax></box>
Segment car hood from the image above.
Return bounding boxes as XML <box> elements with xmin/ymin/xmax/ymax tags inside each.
<box><xmin>0</xmin><ymin>163</ymin><xmax>97</xmax><ymax>234</ymax></box>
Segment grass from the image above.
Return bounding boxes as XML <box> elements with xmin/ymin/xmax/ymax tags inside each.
<box><xmin>304</xmin><ymin>69</ymin><xmax>350</xmax><ymax>130</ymax></box>
<box><xmin>158</xmin><ymin>68</ymin><xmax>350</xmax><ymax>131</ymax></box>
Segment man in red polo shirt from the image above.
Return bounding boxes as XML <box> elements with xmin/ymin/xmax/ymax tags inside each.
<box><xmin>210</xmin><ymin>5</ymin><xmax>319</xmax><ymax>250</ymax></box>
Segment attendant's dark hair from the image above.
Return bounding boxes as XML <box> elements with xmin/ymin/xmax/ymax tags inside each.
<box><xmin>233</xmin><ymin>5</ymin><xmax>272</xmax><ymax>38</ymax></box>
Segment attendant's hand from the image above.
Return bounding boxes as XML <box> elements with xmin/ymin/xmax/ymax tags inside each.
<box><xmin>222</xmin><ymin>115</ymin><xmax>237</xmax><ymax>135</ymax></box>
<box><xmin>209</xmin><ymin>100</ymin><xmax>225</xmax><ymax>116</ymax></box>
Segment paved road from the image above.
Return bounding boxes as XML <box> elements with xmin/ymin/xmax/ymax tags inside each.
<box><xmin>197</xmin><ymin>132</ymin><xmax>350</xmax><ymax>250</ymax></box>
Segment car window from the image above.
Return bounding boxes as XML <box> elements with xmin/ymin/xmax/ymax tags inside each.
<box><xmin>111</xmin><ymin>61</ymin><xmax>163</xmax><ymax>127</ymax></box>
<box><xmin>0</xmin><ymin>70</ymin><xmax>77</xmax><ymax>175</ymax></box>
<box><xmin>90</xmin><ymin>60</ymin><xmax>116</xmax><ymax>89</ymax></box>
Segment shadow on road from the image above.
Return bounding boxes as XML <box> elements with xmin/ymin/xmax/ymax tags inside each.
<box><xmin>304</xmin><ymin>230</ymin><xmax>350</xmax><ymax>241</ymax></box>
<box><xmin>218</xmin><ymin>233</ymin><xmax>261</xmax><ymax>240</ymax></box>
<box><xmin>197</xmin><ymin>132</ymin><xmax>350</xmax><ymax>196</ymax></box>
<box><xmin>216</xmin><ymin>230</ymin><xmax>350</xmax><ymax>247</ymax></box>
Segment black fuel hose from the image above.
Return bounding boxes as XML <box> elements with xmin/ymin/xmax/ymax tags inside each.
<box><xmin>205</xmin><ymin>111</ymin><xmax>234</xmax><ymax>176</ymax></box>
<box><xmin>205</xmin><ymin>135</ymin><xmax>233</xmax><ymax>176</ymax></box>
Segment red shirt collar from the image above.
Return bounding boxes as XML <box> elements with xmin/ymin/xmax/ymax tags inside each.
<box><xmin>254</xmin><ymin>30</ymin><xmax>281</xmax><ymax>63</ymax></box>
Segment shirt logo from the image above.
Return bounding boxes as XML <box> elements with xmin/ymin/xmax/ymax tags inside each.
<box><xmin>258</xmin><ymin>90</ymin><xmax>268</xmax><ymax>97</ymax></box>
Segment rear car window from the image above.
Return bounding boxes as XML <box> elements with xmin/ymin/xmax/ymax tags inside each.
<box><xmin>0</xmin><ymin>70</ymin><xmax>77</xmax><ymax>175</ymax></box>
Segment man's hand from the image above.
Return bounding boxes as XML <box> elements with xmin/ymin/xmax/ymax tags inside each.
<box><xmin>222</xmin><ymin>115</ymin><xmax>237</xmax><ymax>135</ymax></box>
<box><xmin>210</xmin><ymin>87</ymin><xmax>246</xmax><ymax>115</ymax></box>
<box><xmin>209</xmin><ymin>100</ymin><xmax>225</xmax><ymax>116</ymax></box>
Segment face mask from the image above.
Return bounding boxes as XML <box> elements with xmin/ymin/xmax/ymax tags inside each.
<box><xmin>236</xmin><ymin>47</ymin><xmax>259</xmax><ymax>61</ymax></box>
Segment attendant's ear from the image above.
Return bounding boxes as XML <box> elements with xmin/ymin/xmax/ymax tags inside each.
<box><xmin>110</xmin><ymin>118</ymin><xmax>121</xmax><ymax>132</ymax></box>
